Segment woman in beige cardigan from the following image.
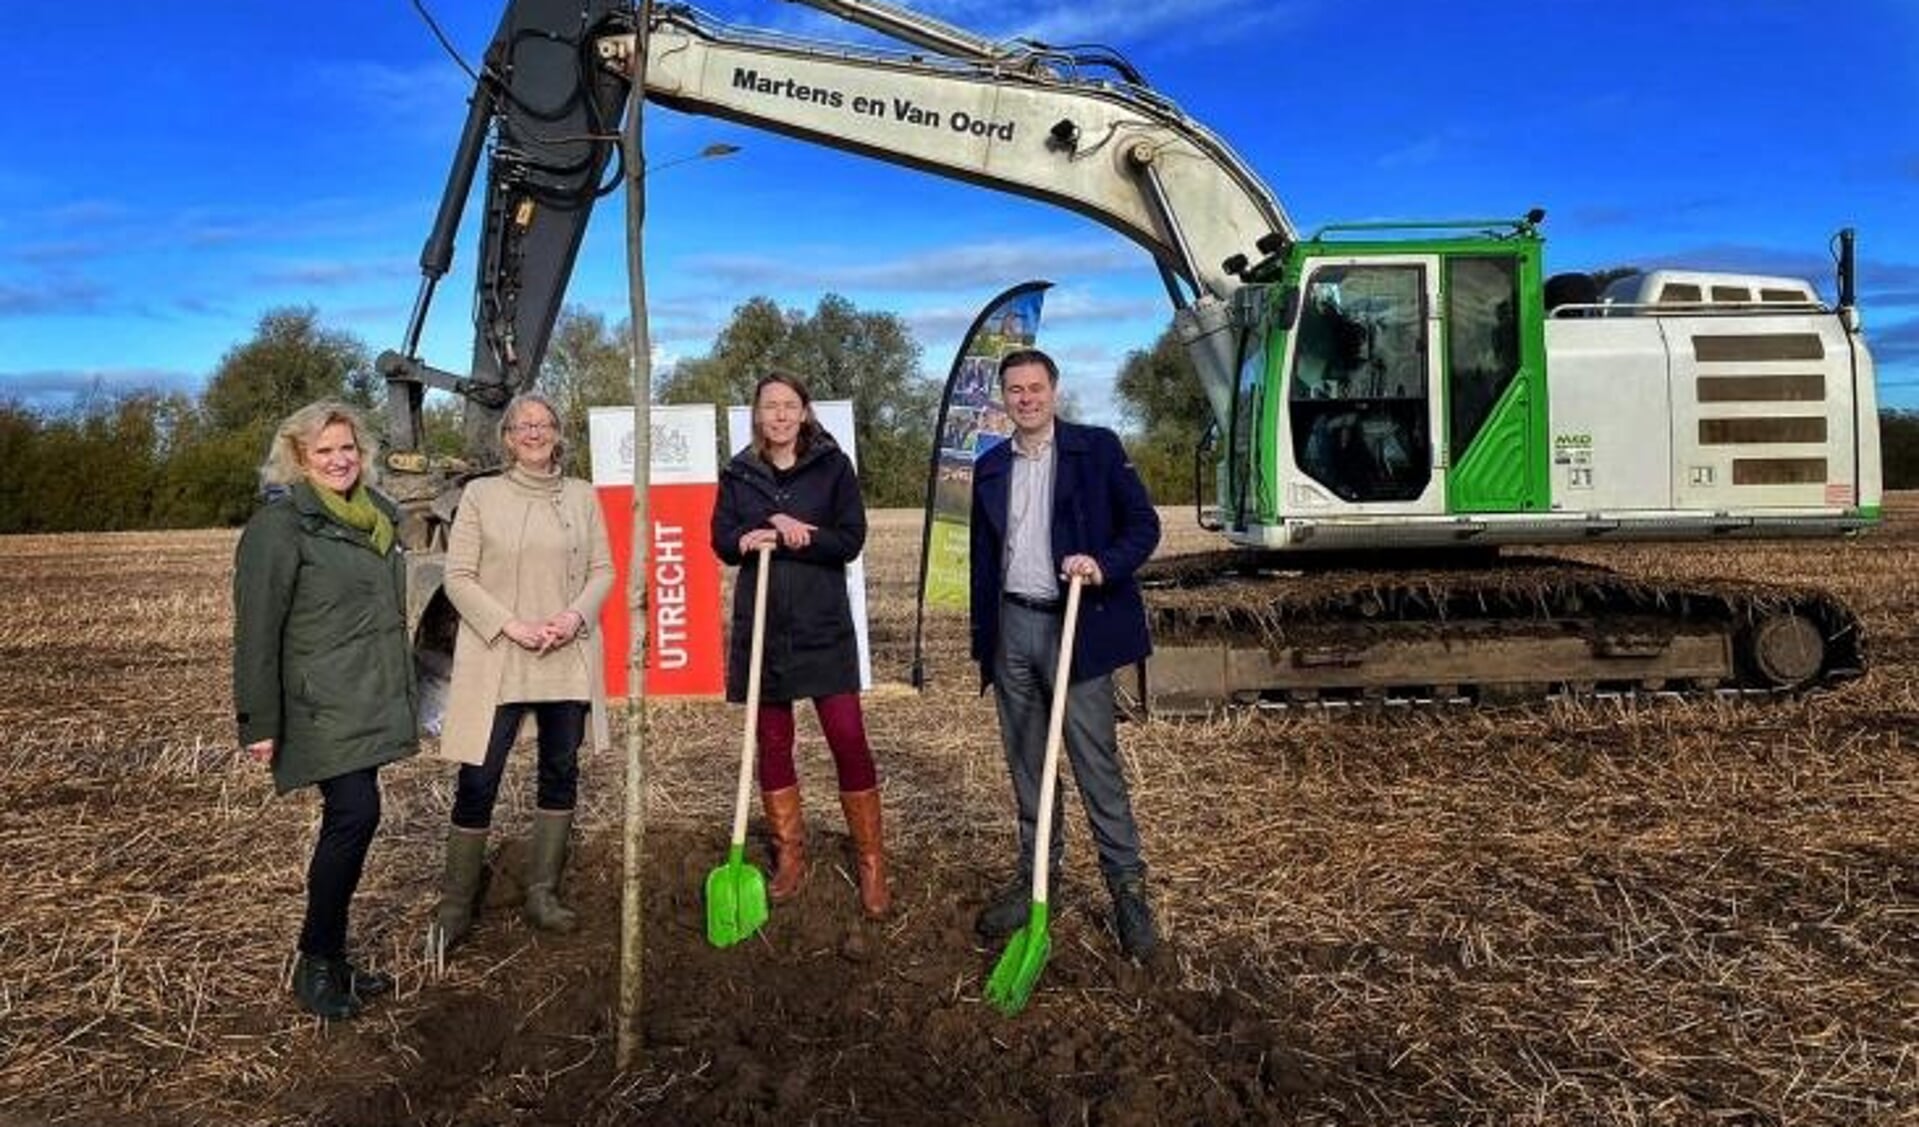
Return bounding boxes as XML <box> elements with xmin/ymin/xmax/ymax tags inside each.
<box><xmin>428</xmin><ymin>392</ymin><xmax>614</xmax><ymax>958</ymax></box>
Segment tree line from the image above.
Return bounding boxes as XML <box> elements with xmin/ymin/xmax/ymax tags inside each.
<box><xmin>0</xmin><ymin>309</ymin><xmax>382</xmax><ymax>533</ymax></box>
<box><xmin>4</xmin><ymin>305</ymin><xmax>1916</xmax><ymax>535</ymax></box>
<box><xmin>0</xmin><ymin>295</ymin><xmax>943</xmax><ymax>534</ymax></box>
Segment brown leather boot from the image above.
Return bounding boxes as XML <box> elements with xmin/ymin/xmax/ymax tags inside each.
<box><xmin>761</xmin><ymin>786</ymin><xmax>807</xmax><ymax>901</ymax></box>
<box><xmin>839</xmin><ymin>788</ymin><xmax>891</xmax><ymax>919</ymax></box>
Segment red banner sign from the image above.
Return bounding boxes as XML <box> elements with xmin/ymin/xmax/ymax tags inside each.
<box><xmin>595</xmin><ymin>483</ymin><xmax>724</xmax><ymax>697</ymax></box>
<box><xmin>589</xmin><ymin>405</ymin><xmax>725</xmax><ymax>698</ymax></box>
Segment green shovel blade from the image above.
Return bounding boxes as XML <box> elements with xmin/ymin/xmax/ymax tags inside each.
<box><xmin>705</xmin><ymin>843</ymin><xmax>769</xmax><ymax>948</ymax></box>
<box><xmin>984</xmin><ymin>901</ymin><xmax>1051</xmax><ymax>1015</ymax></box>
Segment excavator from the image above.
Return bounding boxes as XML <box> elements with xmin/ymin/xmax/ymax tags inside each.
<box><xmin>377</xmin><ymin>0</ymin><xmax>1882</xmax><ymax>712</ymax></box>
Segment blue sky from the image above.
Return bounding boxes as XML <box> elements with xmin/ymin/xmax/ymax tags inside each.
<box><xmin>4</xmin><ymin>1</ymin><xmax>1917</xmax><ymax>427</ymax></box>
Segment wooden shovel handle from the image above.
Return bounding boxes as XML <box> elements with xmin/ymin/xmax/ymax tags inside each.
<box><xmin>729</xmin><ymin>543</ymin><xmax>775</xmax><ymax>848</ymax></box>
<box><xmin>1029</xmin><ymin>574</ymin><xmax>1085</xmax><ymax>906</ymax></box>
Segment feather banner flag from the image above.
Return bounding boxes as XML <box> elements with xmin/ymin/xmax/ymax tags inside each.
<box><xmin>910</xmin><ymin>280</ymin><xmax>1050</xmax><ymax>688</ymax></box>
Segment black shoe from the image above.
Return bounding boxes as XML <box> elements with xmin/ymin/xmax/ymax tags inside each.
<box><xmin>1109</xmin><ymin>877</ymin><xmax>1158</xmax><ymax>960</ymax></box>
<box><xmin>975</xmin><ymin>876</ymin><xmax>1035</xmax><ymax>941</ymax></box>
<box><xmin>293</xmin><ymin>954</ymin><xmax>363</xmax><ymax>1021</ymax></box>
<box><xmin>343</xmin><ymin>959</ymin><xmax>393</xmax><ymax>998</ymax></box>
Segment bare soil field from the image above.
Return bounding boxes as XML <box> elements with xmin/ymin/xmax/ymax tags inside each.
<box><xmin>0</xmin><ymin>499</ymin><xmax>1914</xmax><ymax>1125</ymax></box>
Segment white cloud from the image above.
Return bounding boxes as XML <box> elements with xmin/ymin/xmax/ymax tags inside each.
<box><xmin>916</xmin><ymin>0</ymin><xmax>1305</xmax><ymax>53</ymax></box>
<box><xmin>689</xmin><ymin>237</ymin><xmax>1138</xmax><ymax>292</ymax></box>
<box><xmin>252</xmin><ymin>259</ymin><xmax>416</xmax><ymax>288</ymax></box>
<box><xmin>1376</xmin><ymin>135</ymin><xmax>1445</xmax><ymax>171</ymax></box>
<box><xmin>0</xmin><ymin>278</ymin><xmax>109</xmax><ymax>318</ymax></box>
<box><xmin>0</xmin><ymin>367</ymin><xmax>200</xmax><ymax>408</ymax></box>
<box><xmin>899</xmin><ymin>282</ymin><xmax>1163</xmax><ymax>353</ymax></box>
<box><xmin>722</xmin><ymin>0</ymin><xmax>1304</xmax><ymax>72</ymax></box>
<box><xmin>320</xmin><ymin>59</ymin><xmax>473</xmax><ymax>128</ymax></box>
<box><xmin>11</xmin><ymin>241</ymin><xmax>111</xmax><ymax>266</ymax></box>
<box><xmin>41</xmin><ymin>200</ymin><xmax>132</xmax><ymax>228</ymax></box>
<box><xmin>1039</xmin><ymin>289</ymin><xmax>1164</xmax><ymax>323</ymax></box>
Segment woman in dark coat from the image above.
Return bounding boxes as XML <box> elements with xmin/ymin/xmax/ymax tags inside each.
<box><xmin>233</xmin><ymin>401</ymin><xmax>418</xmax><ymax>1021</ymax></box>
<box><xmin>710</xmin><ymin>372</ymin><xmax>889</xmax><ymax>918</ymax></box>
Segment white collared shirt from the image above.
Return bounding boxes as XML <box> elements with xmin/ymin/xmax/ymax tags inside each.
<box><xmin>1002</xmin><ymin>425</ymin><xmax>1058</xmax><ymax>601</ymax></box>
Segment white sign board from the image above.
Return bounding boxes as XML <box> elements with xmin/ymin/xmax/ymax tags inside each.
<box><xmin>589</xmin><ymin>403</ymin><xmax>720</xmax><ymax>485</ymax></box>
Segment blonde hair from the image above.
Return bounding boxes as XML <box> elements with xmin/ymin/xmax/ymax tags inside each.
<box><xmin>499</xmin><ymin>391</ymin><xmax>567</xmax><ymax>468</ymax></box>
<box><xmin>259</xmin><ymin>401</ymin><xmax>380</xmax><ymax>489</ymax></box>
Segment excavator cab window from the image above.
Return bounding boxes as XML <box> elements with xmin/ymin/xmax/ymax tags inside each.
<box><xmin>1445</xmin><ymin>255</ymin><xmax>1521</xmax><ymax>458</ymax></box>
<box><xmin>1228</xmin><ymin>298</ymin><xmax>1274</xmax><ymax>528</ymax></box>
<box><xmin>1288</xmin><ymin>265</ymin><xmax>1431</xmax><ymax>503</ymax></box>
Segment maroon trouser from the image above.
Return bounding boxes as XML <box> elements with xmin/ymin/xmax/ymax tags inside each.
<box><xmin>756</xmin><ymin>692</ymin><xmax>876</xmax><ymax>791</ymax></box>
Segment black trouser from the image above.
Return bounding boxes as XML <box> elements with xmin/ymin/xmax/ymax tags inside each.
<box><xmin>451</xmin><ymin>701</ymin><xmax>588</xmax><ymax>829</ymax></box>
<box><xmin>298</xmin><ymin>767</ymin><xmax>382</xmax><ymax>959</ymax></box>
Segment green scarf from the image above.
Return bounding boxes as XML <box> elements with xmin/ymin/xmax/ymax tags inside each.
<box><xmin>313</xmin><ymin>481</ymin><xmax>396</xmax><ymax>556</ymax></box>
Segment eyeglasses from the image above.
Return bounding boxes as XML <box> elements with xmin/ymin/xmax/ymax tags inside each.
<box><xmin>510</xmin><ymin>421</ymin><xmax>557</xmax><ymax>434</ymax></box>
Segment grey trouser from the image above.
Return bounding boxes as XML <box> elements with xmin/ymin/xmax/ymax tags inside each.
<box><xmin>992</xmin><ymin>598</ymin><xmax>1145</xmax><ymax>883</ymax></box>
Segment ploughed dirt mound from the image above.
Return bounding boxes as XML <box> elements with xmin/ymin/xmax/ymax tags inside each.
<box><xmin>292</xmin><ymin>825</ymin><xmax>1312</xmax><ymax>1127</ymax></box>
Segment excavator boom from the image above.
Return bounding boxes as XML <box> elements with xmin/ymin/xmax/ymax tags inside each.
<box><xmin>627</xmin><ymin>4</ymin><xmax>1293</xmax><ymax>300</ymax></box>
<box><xmin>381</xmin><ymin>0</ymin><xmax>1295</xmax><ymax>462</ymax></box>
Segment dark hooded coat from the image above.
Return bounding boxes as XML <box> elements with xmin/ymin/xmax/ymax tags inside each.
<box><xmin>710</xmin><ymin>434</ymin><xmax>866</xmax><ymax>704</ymax></box>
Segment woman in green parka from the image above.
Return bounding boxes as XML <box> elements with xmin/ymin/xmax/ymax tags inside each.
<box><xmin>233</xmin><ymin>401</ymin><xmax>418</xmax><ymax>1021</ymax></box>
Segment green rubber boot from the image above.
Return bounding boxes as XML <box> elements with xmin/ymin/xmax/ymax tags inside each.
<box><xmin>523</xmin><ymin>809</ymin><xmax>578</xmax><ymax>933</ymax></box>
<box><xmin>427</xmin><ymin>826</ymin><xmax>488</xmax><ymax>961</ymax></box>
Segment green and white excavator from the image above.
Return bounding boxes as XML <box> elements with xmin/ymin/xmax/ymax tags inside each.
<box><xmin>378</xmin><ymin>0</ymin><xmax>1881</xmax><ymax>711</ymax></box>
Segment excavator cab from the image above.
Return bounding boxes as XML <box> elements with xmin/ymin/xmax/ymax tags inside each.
<box><xmin>1224</xmin><ymin>223</ymin><xmax>1553</xmax><ymax>537</ymax></box>
<box><xmin>1288</xmin><ymin>265</ymin><xmax>1431</xmax><ymax>503</ymax></box>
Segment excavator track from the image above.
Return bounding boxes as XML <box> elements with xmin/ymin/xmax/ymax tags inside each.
<box><xmin>1127</xmin><ymin>551</ymin><xmax>1864</xmax><ymax>714</ymax></box>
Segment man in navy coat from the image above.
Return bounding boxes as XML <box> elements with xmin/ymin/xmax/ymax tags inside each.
<box><xmin>969</xmin><ymin>347</ymin><xmax>1162</xmax><ymax>959</ymax></box>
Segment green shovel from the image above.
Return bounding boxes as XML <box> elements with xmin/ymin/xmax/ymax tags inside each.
<box><xmin>706</xmin><ymin>542</ymin><xmax>774</xmax><ymax>947</ymax></box>
<box><xmin>985</xmin><ymin>573</ymin><xmax>1086</xmax><ymax>1015</ymax></box>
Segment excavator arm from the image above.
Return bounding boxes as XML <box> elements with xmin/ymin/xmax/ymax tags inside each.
<box><xmin>380</xmin><ymin>0</ymin><xmax>634</xmax><ymax>465</ymax></box>
<box><xmin>382</xmin><ymin>0</ymin><xmax>1295</xmax><ymax>465</ymax></box>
